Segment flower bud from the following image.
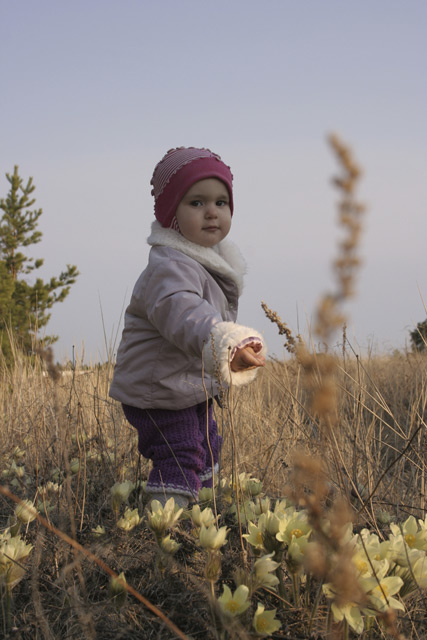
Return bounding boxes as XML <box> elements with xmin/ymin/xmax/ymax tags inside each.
<box><xmin>91</xmin><ymin>525</ymin><xmax>106</xmax><ymax>537</ymax></box>
<box><xmin>70</xmin><ymin>459</ymin><xmax>80</xmax><ymax>474</ymax></box>
<box><xmin>204</xmin><ymin>550</ymin><xmax>222</xmax><ymax>583</ymax></box>
<box><xmin>109</xmin><ymin>572</ymin><xmax>127</xmax><ymax>609</ymax></box>
<box><xmin>15</xmin><ymin>499</ymin><xmax>37</xmax><ymax>524</ymax></box>
<box><xmin>160</xmin><ymin>534</ymin><xmax>181</xmax><ymax>555</ymax></box>
<box><xmin>117</xmin><ymin>508</ymin><xmax>141</xmax><ymax>532</ymax></box>
<box><xmin>199</xmin><ymin>524</ymin><xmax>228</xmax><ymax>550</ymax></box>
<box><xmin>111</xmin><ymin>480</ymin><xmax>135</xmax><ymax>513</ymax></box>
<box><xmin>198</xmin><ymin>487</ymin><xmax>214</xmax><ymax>503</ymax></box>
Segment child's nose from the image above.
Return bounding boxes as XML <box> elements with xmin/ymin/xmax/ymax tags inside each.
<box><xmin>205</xmin><ymin>203</ymin><xmax>218</xmax><ymax>217</ymax></box>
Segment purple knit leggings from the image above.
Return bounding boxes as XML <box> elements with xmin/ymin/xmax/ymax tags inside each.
<box><xmin>122</xmin><ymin>400</ymin><xmax>221</xmax><ymax>500</ymax></box>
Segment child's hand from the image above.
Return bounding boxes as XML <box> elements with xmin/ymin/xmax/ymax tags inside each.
<box><xmin>230</xmin><ymin>345</ymin><xmax>265</xmax><ymax>372</ymax></box>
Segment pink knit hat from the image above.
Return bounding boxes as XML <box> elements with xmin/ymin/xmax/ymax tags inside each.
<box><xmin>151</xmin><ymin>147</ymin><xmax>234</xmax><ymax>228</ymax></box>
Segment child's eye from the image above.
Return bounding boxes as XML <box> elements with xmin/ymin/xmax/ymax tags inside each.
<box><xmin>217</xmin><ymin>200</ymin><xmax>228</xmax><ymax>207</ymax></box>
<box><xmin>190</xmin><ymin>200</ymin><xmax>203</xmax><ymax>207</ymax></box>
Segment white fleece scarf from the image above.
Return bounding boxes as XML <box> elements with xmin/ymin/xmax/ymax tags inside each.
<box><xmin>147</xmin><ymin>221</ymin><xmax>246</xmax><ymax>295</ymax></box>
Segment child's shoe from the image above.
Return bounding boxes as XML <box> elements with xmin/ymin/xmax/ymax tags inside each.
<box><xmin>149</xmin><ymin>492</ymin><xmax>189</xmax><ymax>509</ymax></box>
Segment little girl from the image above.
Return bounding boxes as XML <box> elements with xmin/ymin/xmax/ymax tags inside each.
<box><xmin>110</xmin><ymin>147</ymin><xmax>266</xmax><ymax>508</ymax></box>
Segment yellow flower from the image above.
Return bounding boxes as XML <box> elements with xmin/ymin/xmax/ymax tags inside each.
<box><xmin>117</xmin><ymin>507</ymin><xmax>141</xmax><ymax>532</ymax></box>
<box><xmin>332</xmin><ymin>601</ymin><xmax>364</xmax><ymax>634</ymax></box>
<box><xmin>351</xmin><ymin>539</ymin><xmax>389</xmax><ymax>578</ymax></box>
<box><xmin>11</xmin><ymin>461</ymin><xmax>25</xmax><ymax>478</ymax></box>
<box><xmin>109</xmin><ymin>571</ymin><xmax>126</xmax><ymax>595</ymax></box>
<box><xmin>243</xmin><ymin>521</ymin><xmax>265</xmax><ymax>551</ymax></box>
<box><xmin>252</xmin><ymin>603</ymin><xmax>281</xmax><ymax>636</ymax></box>
<box><xmin>252</xmin><ymin>496</ymin><xmax>271</xmax><ymax>516</ymax></box>
<box><xmin>357</xmin><ymin>529</ymin><xmax>392</xmax><ymax>563</ymax></box>
<box><xmin>146</xmin><ymin>498</ymin><xmax>183</xmax><ymax>534</ymax></box>
<box><xmin>12</xmin><ymin>446</ymin><xmax>26</xmax><ymax>462</ymax></box>
<box><xmin>235</xmin><ymin>472</ymin><xmax>251</xmax><ymax>493</ymax></box>
<box><xmin>276</xmin><ymin>510</ymin><xmax>311</xmax><ymax>545</ymax></box>
<box><xmin>0</xmin><ymin>534</ymin><xmax>33</xmax><ymax>588</ymax></box>
<box><xmin>109</xmin><ymin>571</ymin><xmax>127</xmax><ymax>609</ymax></box>
<box><xmin>199</xmin><ymin>524</ymin><xmax>228</xmax><ymax>550</ymax></box>
<box><xmin>389</xmin><ymin>531</ymin><xmax>426</xmax><ymax>568</ymax></box>
<box><xmin>198</xmin><ymin>487</ymin><xmax>214</xmax><ymax>503</ymax></box>
<box><xmin>254</xmin><ymin>553</ymin><xmax>280</xmax><ymax>588</ymax></box>
<box><xmin>43</xmin><ymin>481</ymin><xmax>62</xmax><ymax>495</ymax></box>
<box><xmin>323</xmin><ymin>583</ymin><xmax>364</xmax><ymax>634</ymax></box>
<box><xmin>15</xmin><ymin>499</ymin><xmax>37</xmax><ymax>524</ymax></box>
<box><xmin>111</xmin><ymin>480</ymin><xmax>135</xmax><ymax>502</ymax></box>
<box><xmin>229</xmin><ymin>500</ymin><xmax>256</xmax><ymax>526</ymax></box>
<box><xmin>390</xmin><ymin>516</ymin><xmax>427</xmax><ymax>552</ymax></box>
<box><xmin>393</xmin><ymin>552</ymin><xmax>427</xmax><ymax>598</ymax></box>
<box><xmin>218</xmin><ymin>477</ymin><xmax>233</xmax><ymax>503</ymax></box>
<box><xmin>412</xmin><ymin>554</ymin><xmax>427</xmax><ymax>589</ymax></box>
<box><xmin>217</xmin><ymin>584</ymin><xmax>250</xmax><ymax>617</ymax></box>
<box><xmin>287</xmin><ymin>534</ymin><xmax>309</xmax><ymax>573</ymax></box>
<box><xmin>246</xmin><ymin>478</ymin><xmax>263</xmax><ymax>497</ymax></box>
<box><xmin>361</xmin><ymin>566</ymin><xmax>405</xmax><ymax>614</ymax></box>
<box><xmin>259</xmin><ymin>511</ymin><xmax>282</xmax><ymax>536</ymax></box>
<box><xmin>160</xmin><ymin>534</ymin><xmax>181</xmax><ymax>555</ymax></box>
<box><xmin>190</xmin><ymin>504</ymin><xmax>216</xmax><ymax>528</ymax></box>
<box><xmin>256</xmin><ymin>511</ymin><xmax>287</xmax><ymax>554</ymax></box>
<box><xmin>273</xmin><ymin>499</ymin><xmax>295</xmax><ymax>518</ymax></box>
<box><xmin>321</xmin><ymin>518</ymin><xmax>354</xmax><ymax>545</ymax></box>
<box><xmin>111</xmin><ymin>480</ymin><xmax>135</xmax><ymax>512</ymax></box>
<box><xmin>91</xmin><ymin>525</ymin><xmax>106</xmax><ymax>537</ymax></box>
<box><xmin>418</xmin><ymin>514</ymin><xmax>427</xmax><ymax>532</ymax></box>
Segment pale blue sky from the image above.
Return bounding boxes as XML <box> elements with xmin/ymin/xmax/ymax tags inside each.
<box><xmin>2</xmin><ymin>0</ymin><xmax>426</xmax><ymax>361</ymax></box>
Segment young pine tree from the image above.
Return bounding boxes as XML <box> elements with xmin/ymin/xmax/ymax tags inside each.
<box><xmin>0</xmin><ymin>166</ymin><xmax>79</xmax><ymax>362</ymax></box>
<box><xmin>410</xmin><ymin>319</ymin><xmax>427</xmax><ymax>352</ymax></box>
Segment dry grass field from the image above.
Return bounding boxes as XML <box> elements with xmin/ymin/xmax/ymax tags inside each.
<box><xmin>0</xmin><ymin>345</ymin><xmax>426</xmax><ymax>639</ymax></box>
<box><xmin>1</xmin><ymin>137</ymin><xmax>426</xmax><ymax>639</ymax></box>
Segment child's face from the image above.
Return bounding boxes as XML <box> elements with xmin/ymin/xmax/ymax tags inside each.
<box><xmin>175</xmin><ymin>178</ymin><xmax>232</xmax><ymax>247</ymax></box>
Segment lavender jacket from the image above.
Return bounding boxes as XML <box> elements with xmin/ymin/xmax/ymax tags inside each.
<box><xmin>109</xmin><ymin>222</ymin><xmax>266</xmax><ymax>410</ymax></box>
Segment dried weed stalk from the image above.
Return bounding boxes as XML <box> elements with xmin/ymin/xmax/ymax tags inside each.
<box><xmin>261</xmin><ymin>301</ymin><xmax>301</xmax><ymax>354</ymax></box>
<box><xmin>291</xmin><ymin>138</ymin><xmax>370</xmax><ymax>618</ymax></box>
<box><xmin>277</xmin><ymin>137</ymin><xmax>373</xmax><ymax>628</ymax></box>
<box><xmin>314</xmin><ymin>133</ymin><xmax>365</xmax><ymax>342</ymax></box>
<box><xmin>263</xmin><ymin>134</ymin><xmax>366</xmax><ymax>495</ymax></box>
<box><xmin>263</xmin><ymin>134</ymin><xmax>365</xmax><ymax>431</ymax></box>
<box><xmin>303</xmin><ymin>133</ymin><xmax>364</xmax><ymax>420</ymax></box>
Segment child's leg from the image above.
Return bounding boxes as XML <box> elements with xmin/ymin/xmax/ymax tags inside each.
<box><xmin>196</xmin><ymin>400</ymin><xmax>222</xmax><ymax>489</ymax></box>
<box><xmin>122</xmin><ymin>404</ymin><xmax>205</xmax><ymax>501</ymax></box>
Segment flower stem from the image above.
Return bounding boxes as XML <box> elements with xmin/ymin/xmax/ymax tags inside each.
<box><xmin>307</xmin><ymin>582</ymin><xmax>323</xmax><ymax>636</ymax></box>
<box><xmin>1</xmin><ymin>585</ymin><xmax>12</xmax><ymax>634</ymax></box>
<box><xmin>326</xmin><ymin>604</ymin><xmax>333</xmax><ymax>635</ymax></box>
<box><xmin>343</xmin><ymin>618</ymin><xmax>349</xmax><ymax>640</ymax></box>
<box><xmin>275</xmin><ymin>565</ymin><xmax>287</xmax><ymax>602</ymax></box>
<box><xmin>291</xmin><ymin>572</ymin><xmax>300</xmax><ymax>606</ymax></box>
<box><xmin>366</xmin><ymin>615</ymin><xmax>374</xmax><ymax>638</ymax></box>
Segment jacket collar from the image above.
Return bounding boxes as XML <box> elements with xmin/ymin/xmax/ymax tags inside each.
<box><xmin>147</xmin><ymin>221</ymin><xmax>246</xmax><ymax>294</ymax></box>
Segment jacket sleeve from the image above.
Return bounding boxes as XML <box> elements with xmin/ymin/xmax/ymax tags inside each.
<box><xmin>203</xmin><ymin>322</ymin><xmax>267</xmax><ymax>387</ymax></box>
<box><xmin>142</xmin><ymin>254</ymin><xmax>266</xmax><ymax>387</ymax></box>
